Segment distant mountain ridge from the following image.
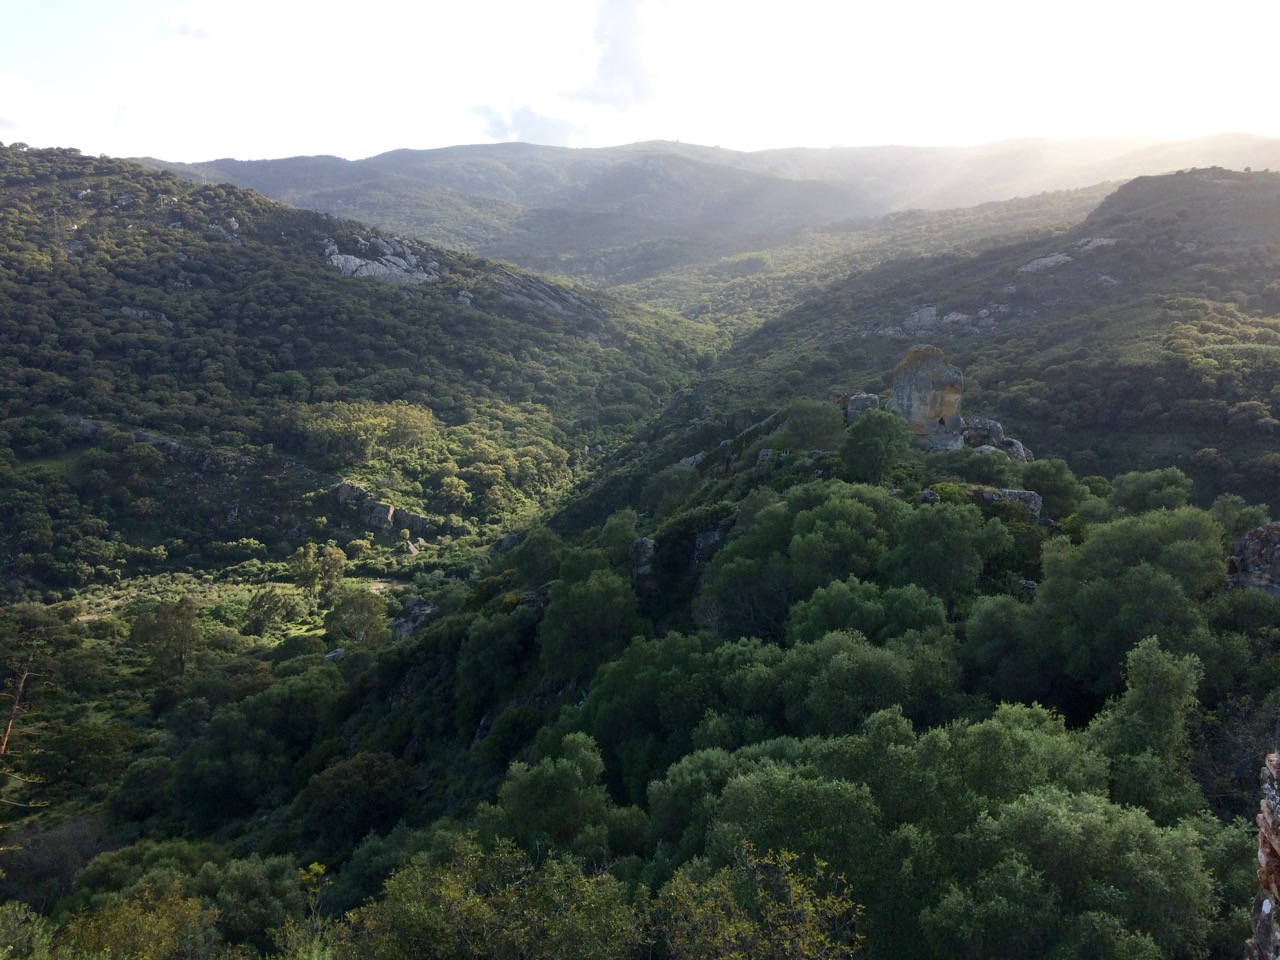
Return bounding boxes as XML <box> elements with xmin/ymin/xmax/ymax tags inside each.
<box><xmin>141</xmin><ymin>134</ymin><xmax>1280</xmax><ymax>284</ymax></box>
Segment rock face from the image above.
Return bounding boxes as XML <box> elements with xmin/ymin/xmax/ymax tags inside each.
<box><xmin>963</xmin><ymin>417</ymin><xmax>1005</xmax><ymax>446</ymax></box>
<box><xmin>325</xmin><ymin>235</ymin><xmax>440</xmax><ymax>286</ymax></box>
<box><xmin>886</xmin><ymin>345</ymin><xmax>964</xmax><ymax>450</ymax></box>
<box><xmin>963</xmin><ymin>416</ymin><xmax>1033</xmax><ymax>462</ymax></box>
<box><xmin>971</xmin><ymin>488</ymin><xmax>1044</xmax><ymax>522</ymax></box>
<box><xmin>1229</xmin><ymin>523</ymin><xmax>1280</xmax><ymax>596</ymax></box>
<box><xmin>830</xmin><ymin>391</ymin><xmax>880</xmax><ymax>423</ymax></box>
<box><xmin>1017</xmin><ymin>252</ymin><xmax>1074</xmax><ymax>273</ymax></box>
<box><xmin>390</xmin><ymin>599</ymin><xmax>439</xmax><ymax>642</ymax></box>
<box><xmin>334</xmin><ymin>481</ymin><xmax>433</xmax><ymax>536</ymax></box>
<box><xmin>1247</xmin><ymin>750</ymin><xmax>1280</xmax><ymax>959</ymax></box>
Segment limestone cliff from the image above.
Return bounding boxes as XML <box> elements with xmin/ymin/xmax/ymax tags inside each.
<box><xmin>885</xmin><ymin>345</ymin><xmax>964</xmax><ymax>450</ymax></box>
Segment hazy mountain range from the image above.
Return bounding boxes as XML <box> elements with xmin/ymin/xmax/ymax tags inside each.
<box><xmin>142</xmin><ymin>133</ymin><xmax>1280</xmax><ymax>284</ymax></box>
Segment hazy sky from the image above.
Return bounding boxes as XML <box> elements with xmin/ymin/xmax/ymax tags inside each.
<box><xmin>4</xmin><ymin>0</ymin><xmax>1279</xmax><ymax>162</ymax></box>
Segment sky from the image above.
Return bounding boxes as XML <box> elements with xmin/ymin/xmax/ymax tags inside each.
<box><xmin>3</xmin><ymin>0</ymin><xmax>1279</xmax><ymax>162</ymax></box>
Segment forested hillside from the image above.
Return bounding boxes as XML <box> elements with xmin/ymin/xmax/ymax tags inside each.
<box><xmin>0</xmin><ymin>145</ymin><xmax>715</xmax><ymax>599</ymax></box>
<box><xmin>3</xmin><ymin>145</ymin><xmax>1280</xmax><ymax>960</ymax></box>
<box><xmin>596</xmin><ymin>167</ymin><xmax>1280</xmax><ymax>522</ymax></box>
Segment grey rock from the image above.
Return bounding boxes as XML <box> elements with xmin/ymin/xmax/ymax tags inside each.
<box><xmin>926</xmin><ymin>433</ymin><xmax>965</xmax><ymax>452</ymax></box>
<box><xmin>846</xmin><ymin>393</ymin><xmax>879</xmax><ymax>420</ymax></box>
<box><xmin>1017</xmin><ymin>252</ymin><xmax>1073</xmax><ymax>273</ymax></box>
<box><xmin>333</xmin><ymin>481</ymin><xmax>434</xmax><ymax>537</ymax></box>
<box><xmin>363</xmin><ymin>500</ymin><xmax>395</xmax><ymax>530</ymax></box>
<box><xmin>391</xmin><ymin>599</ymin><xmax>439</xmax><ymax>641</ymax></box>
<box><xmin>970</xmin><ymin>487</ymin><xmax>1043</xmax><ymax>521</ymax></box>
<box><xmin>1229</xmin><ymin>523</ymin><xmax>1280</xmax><ymax>596</ymax></box>
<box><xmin>1001</xmin><ymin>438</ymin><xmax>1032</xmax><ymax>462</ymax></box>
<box><xmin>1000</xmin><ymin>489</ymin><xmax>1043</xmax><ymax>521</ymax></box>
<box><xmin>886</xmin><ymin>345</ymin><xmax>964</xmax><ymax>446</ymax></box>
<box><xmin>964</xmin><ymin>416</ymin><xmax>1006</xmax><ymax>446</ymax></box>
<box><xmin>335</xmin><ymin>481</ymin><xmax>363</xmax><ymax>504</ymax></box>
<box><xmin>517</xmin><ymin>582</ymin><xmax>556</xmax><ymax>610</ymax></box>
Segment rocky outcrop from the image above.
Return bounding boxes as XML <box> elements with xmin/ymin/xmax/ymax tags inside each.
<box><xmin>1017</xmin><ymin>252</ymin><xmax>1074</xmax><ymax>273</ymax></box>
<box><xmin>1229</xmin><ymin>523</ymin><xmax>1280</xmax><ymax>596</ymax></box>
<box><xmin>964</xmin><ymin>417</ymin><xmax>1033</xmax><ymax>462</ymax></box>
<box><xmin>830</xmin><ymin>391</ymin><xmax>880</xmax><ymax>423</ymax></box>
<box><xmin>1248</xmin><ymin>750</ymin><xmax>1280</xmax><ymax>959</ymax></box>
<box><xmin>886</xmin><ymin>345</ymin><xmax>964</xmax><ymax>450</ymax></box>
<box><xmin>334</xmin><ymin>481</ymin><xmax>434</xmax><ymax>536</ymax></box>
<box><xmin>963</xmin><ymin>417</ymin><xmax>1005</xmax><ymax>447</ymax></box>
<box><xmin>325</xmin><ymin>235</ymin><xmax>440</xmax><ymax>287</ymax></box>
<box><xmin>971</xmin><ymin>488</ymin><xmax>1044</xmax><ymax>522</ymax></box>
<box><xmin>390</xmin><ymin>599</ymin><xmax>439</xmax><ymax>641</ymax></box>
<box><xmin>672</xmin><ymin>412</ymin><xmax>779</xmax><ymax>476</ymax></box>
<box><xmin>488</xmin><ymin>265</ymin><xmax>609</xmax><ymax>322</ymax></box>
<box><xmin>517</xmin><ymin>582</ymin><xmax>555</xmax><ymax>611</ymax></box>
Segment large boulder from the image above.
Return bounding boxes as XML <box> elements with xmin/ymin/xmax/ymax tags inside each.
<box><xmin>963</xmin><ymin>416</ymin><xmax>1033</xmax><ymax>462</ymax></box>
<box><xmin>886</xmin><ymin>345</ymin><xmax>964</xmax><ymax>449</ymax></box>
<box><xmin>390</xmin><ymin>599</ymin><xmax>439</xmax><ymax>641</ymax></box>
<box><xmin>970</xmin><ymin>487</ymin><xmax>1044</xmax><ymax>522</ymax></box>
<box><xmin>830</xmin><ymin>391</ymin><xmax>880</xmax><ymax>423</ymax></box>
<box><xmin>963</xmin><ymin>417</ymin><xmax>1005</xmax><ymax>446</ymax></box>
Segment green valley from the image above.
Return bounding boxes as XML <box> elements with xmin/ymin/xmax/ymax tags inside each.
<box><xmin>2</xmin><ymin>141</ymin><xmax>1280</xmax><ymax>960</ymax></box>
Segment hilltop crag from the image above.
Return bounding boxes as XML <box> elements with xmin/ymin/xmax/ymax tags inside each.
<box><xmin>886</xmin><ymin>345</ymin><xmax>965</xmax><ymax>450</ymax></box>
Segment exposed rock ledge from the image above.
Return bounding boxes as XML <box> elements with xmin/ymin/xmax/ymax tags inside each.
<box><xmin>1229</xmin><ymin>523</ymin><xmax>1280</xmax><ymax>596</ymax></box>
<box><xmin>325</xmin><ymin>235</ymin><xmax>440</xmax><ymax>286</ymax></box>
<box><xmin>335</xmin><ymin>481</ymin><xmax>433</xmax><ymax>537</ymax></box>
<box><xmin>1247</xmin><ymin>749</ymin><xmax>1280</xmax><ymax>958</ymax></box>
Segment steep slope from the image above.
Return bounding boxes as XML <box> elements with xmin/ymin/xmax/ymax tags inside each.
<box><xmin>704</xmin><ymin>168</ymin><xmax>1280</xmax><ymax>507</ymax></box>
<box><xmin>0</xmin><ymin>145</ymin><xmax>714</xmax><ymax>598</ymax></box>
